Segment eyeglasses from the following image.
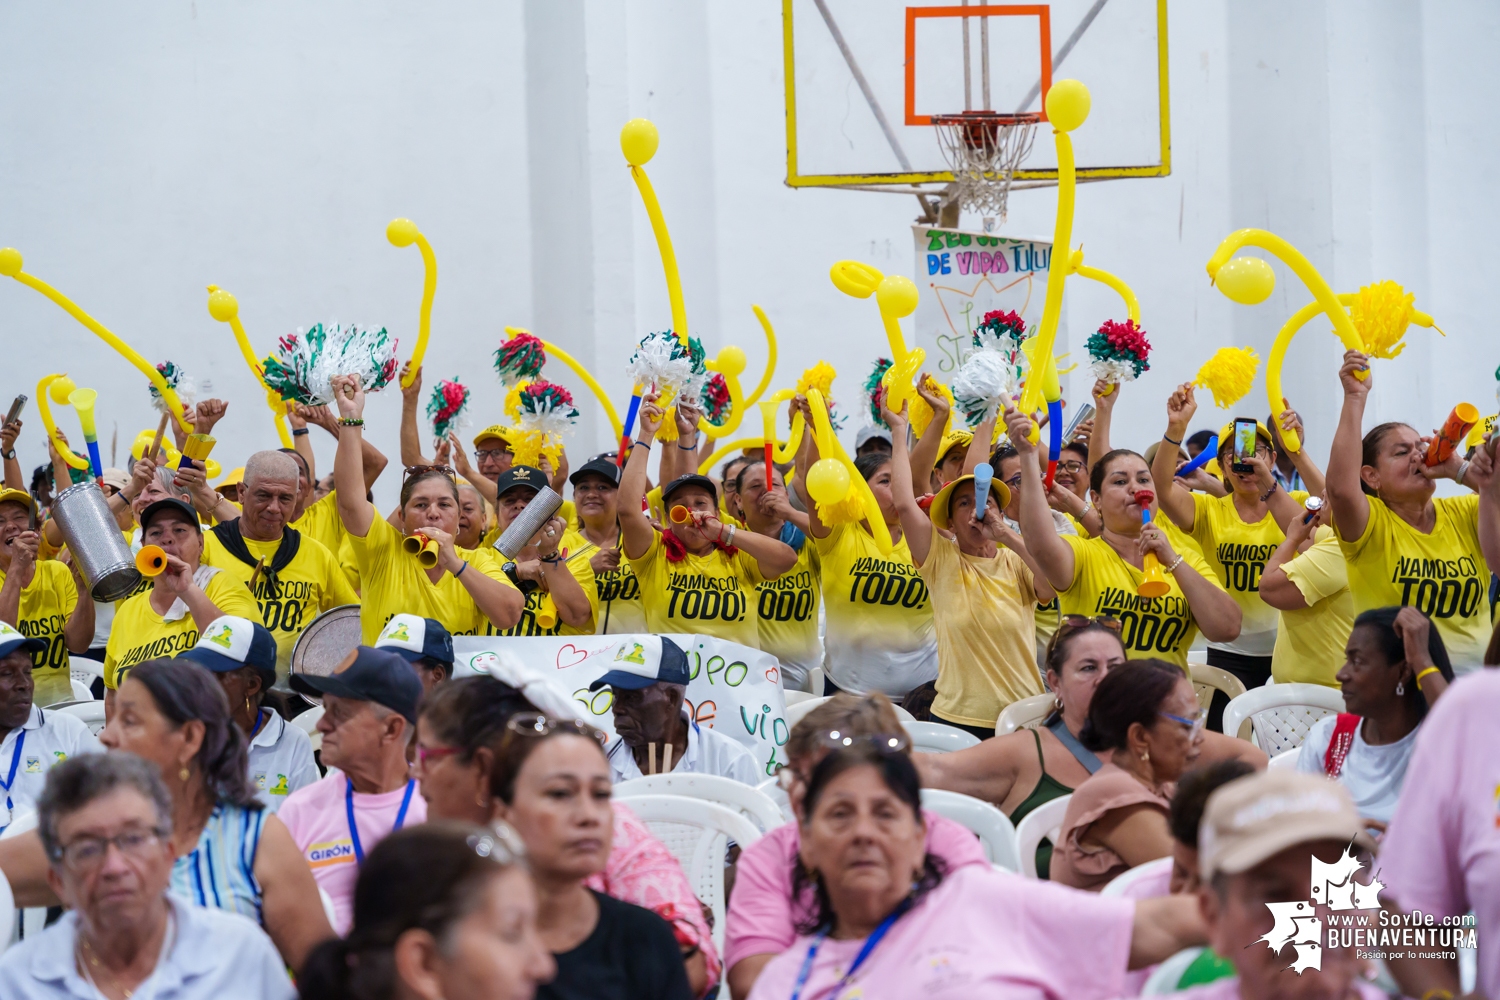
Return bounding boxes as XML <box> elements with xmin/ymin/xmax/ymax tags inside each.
<box><xmin>416</xmin><ymin>744</ymin><xmax>464</xmax><ymax>769</ymax></box>
<box><xmin>1055</xmin><ymin>460</ymin><xmax>1086</xmax><ymax>474</ymax></box>
<box><xmin>1003</xmin><ymin>474</ymin><xmax>1023</xmax><ymax>489</ymax></box>
<box><xmin>404</xmin><ymin>464</ymin><xmax>455</xmax><ymax>480</ymax></box>
<box><xmin>1056</xmin><ymin>614</ymin><xmax>1123</xmax><ymax>637</ymax></box>
<box><xmin>772</xmin><ymin>730</ymin><xmax>912</xmax><ymax>790</ymax></box>
<box><xmin>54</xmin><ymin>827</ymin><xmax>167</xmax><ymax>872</ymax></box>
<box><xmin>502</xmin><ymin>713</ymin><xmax>607</xmax><ymax>746</ymax></box>
<box><xmin>1159</xmin><ymin>709</ymin><xmax>1206</xmax><ymax>738</ymax></box>
<box><xmin>474</xmin><ymin>449</ymin><xmax>510</xmax><ymax>461</ymax></box>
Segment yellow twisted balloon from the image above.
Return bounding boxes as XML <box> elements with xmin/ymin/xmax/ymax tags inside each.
<box><xmin>700</xmin><ymin>345</ymin><xmax>748</xmax><ymax>439</ymax></box>
<box><xmin>388</xmin><ymin>218</ymin><xmax>438</xmax><ymax>389</ymax></box>
<box><xmin>1265</xmin><ymin>293</ymin><xmax>1439</xmax><ymax>453</ymax></box>
<box><xmin>1068</xmin><ymin>248</ymin><xmax>1139</xmax><ymax>399</ymax></box>
<box><xmin>0</xmin><ymin>248</ymin><xmax>189</xmax><ymax>431</ymax></box>
<box><xmin>501</xmin><ymin>327</ymin><xmax>627</xmax><ymax>444</ymax></box>
<box><xmin>620</xmin><ymin>120</ymin><xmax>688</xmax><ymax>349</ymax></box>
<box><xmin>741</xmin><ymin>305</ymin><xmax>780</xmax><ymax>411</ymax></box>
<box><xmin>36</xmin><ymin>375</ymin><xmax>89</xmax><ymax>470</ymax></box>
<box><xmin>831</xmin><ymin>261</ymin><xmax>923</xmax><ymax>415</ymax></box>
<box><xmin>206</xmin><ymin>286</ymin><xmax>295</xmax><ymax>448</ymax></box>
<box><xmin>804</xmin><ymin>389</ymin><xmax>891</xmax><ymax>554</ymax></box>
<box><xmin>698</xmin><ymin>436</ymin><xmax>785</xmax><ymax>476</ymax></box>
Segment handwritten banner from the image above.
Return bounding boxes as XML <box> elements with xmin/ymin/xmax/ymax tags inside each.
<box><xmin>911</xmin><ymin>224</ymin><xmax>1059</xmax><ymax>379</ymax></box>
<box><xmin>453</xmin><ymin>634</ymin><xmax>790</xmax><ymax>778</ymax></box>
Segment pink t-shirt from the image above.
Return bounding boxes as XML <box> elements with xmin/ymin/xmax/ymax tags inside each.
<box><xmin>1115</xmin><ymin>862</ymin><xmax>1173</xmax><ymax>996</ymax></box>
<box><xmin>1166</xmin><ymin>976</ymin><xmax>1387</xmax><ymax>999</ymax></box>
<box><xmin>278</xmin><ymin>772</ymin><xmax>427</xmax><ymax>935</ymax></box>
<box><xmin>747</xmin><ymin>865</ymin><xmax>1134</xmax><ymax>1000</ymax></box>
<box><xmin>724</xmin><ymin>810</ymin><xmax>989</xmax><ymax>971</ymax></box>
<box><xmin>1378</xmin><ymin>669</ymin><xmax>1500</xmax><ymax>1000</ymax></box>
<box><xmin>1050</xmin><ymin>761</ymin><xmax>1173</xmax><ymax>891</ymax></box>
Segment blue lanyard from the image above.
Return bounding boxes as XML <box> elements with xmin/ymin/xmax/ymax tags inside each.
<box><xmin>788</xmin><ymin>897</ymin><xmax>911</xmax><ymax>1000</ymax></box>
<box><xmin>0</xmin><ymin>730</ymin><xmax>26</xmax><ymax>834</ymax></box>
<box><xmin>345</xmin><ymin>778</ymin><xmax>415</xmax><ymax>865</ymax></box>
<box><xmin>249</xmin><ymin>709</ymin><xmax>268</xmax><ymax>739</ymax></box>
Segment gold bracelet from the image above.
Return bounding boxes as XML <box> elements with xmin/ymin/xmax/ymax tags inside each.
<box><xmin>1415</xmin><ymin>666</ymin><xmax>1440</xmax><ymax>685</ymax></box>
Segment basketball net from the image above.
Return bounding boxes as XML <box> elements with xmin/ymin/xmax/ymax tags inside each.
<box><xmin>931</xmin><ymin>111</ymin><xmax>1040</xmax><ymax>223</ymax></box>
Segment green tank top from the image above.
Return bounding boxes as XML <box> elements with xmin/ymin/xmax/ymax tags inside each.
<box><xmin>1008</xmin><ymin>728</ymin><xmax>1076</xmax><ymax>879</ymax></box>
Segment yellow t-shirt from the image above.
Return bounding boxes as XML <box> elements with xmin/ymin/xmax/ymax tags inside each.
<box><xmin>1187</xmin><ymin>491</ymin><xmax>1309</xmax><ymax>656</ymax></box>
<box><xmin>481</xmin><ymin>499</ymin><xmax>578</xmax><ymax>549</ymax></box>
<box><xmin>815</xmin><ymin>523</ymin><xmax>937</xmax><ymax>696</ymax></box>
<box><xmin>291</xmin><ymin>491</ymin><xmax>368</xmax><ymax>591</ymax></box>
<box><xmin>919</xmin><ymin>533</ymin><xmax>1041</xmax><ymax>728</ymax></box>
<box><xmin>1337</xmin><ymin>494</ymin><xmax>1490</xmax><ymax>671</ymax></box>
<box><xmin>1272</xmin><ymin>527</ymin><xmax>1353</xmax><ymax>686</ymax></box>
<box><xmin>628</xmin><ymin>532</ymin><xmax>764</xmax><ymax>648</ymax></box>
<box><xmin>103</xmin><ymin>570</ymin><xmax>261</xmax><ymax>689</ymax></box>
<box><xmin>0</xmin><ymin>561</ymin><xmax>78</xmax><ymax>706</ymax></box>
<box><xmin>347</xmin><ymin>516</ymin><xmax>518</xmax><ymax>645</ymax></box>
<box><xmin>556</xmin><ymin>530</ymin><xmax>646</xmax><ymax>634</ymax></box>
<box><xmin>483</xmin><ymin>529</ymin><xmax>597</xmax><ymax>637</ymax></box>
<box><xmin>200</xmin><ymin>530</ymin><xmax>361</xmax><ymax>678</ymax></box>
<box><xmin>1058</xmin><ymin>530</ymin><xmax>1223</xmax><ymax>670</ymax></box>
<box><xmin>756</xmin><ymin>537</ymin><xmax>823</xmax><ymax>691</ymax></box>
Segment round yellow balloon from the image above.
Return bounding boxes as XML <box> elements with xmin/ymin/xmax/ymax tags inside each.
<box><xmin>805</xmin><ymin>458</ymin><xmax>851</xmax><ymax>505</ymax></box>
<box><xmin>620</xmin><ymin>119</ymin><xmax>659</xmax><ymax>167</ymax></box>
<box><xmin>875</xmin><ymin>275</ymin><xmax>919</xmax><ymax>319</ymax></box>
<box><xmin>713</xmin><ymin>344</ymin><xmax>747</xmax><ymax>378</ymax></box>
<box><xmin>1216</xmin><ymin>256</ymin><xmax>1277</xmax><ymax>305</ymax></box>
<box><xmin>0</xmin><ymin>247</ymin><xmax>21</xmax><ymax>278</ymax></box>
<box><xmin>1044</xmin><ymin>79</ymin><xmax>1091</xmax><ymax>133</ymax></box>
<box><xmin>48</xmin><ymin>375</ymin><xmax>76</xmax><ymax>404</ymax></box>
<box><xmin>386</xmin><ymin>218</ymin><xmax>419</xmax><ymax>248</ymax></box>
<box><xmin>830</xmin><ymin>261</ymin><xmax>883</xmax><ymax>299</ymax></box>
<box><xmin>206</xmin><ymin>286</ymin><xmax>238</xmax><ymax>322</ymax></box>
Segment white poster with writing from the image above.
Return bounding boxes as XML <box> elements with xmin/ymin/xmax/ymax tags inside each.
<box><xmin>453</xmin><ymin>634</ymin><xmax>789</xmax><ymax>779</ymax></box>
<box><xmin>911</xmin><ymin>225</ymin><xmax>1060</xmax><ymax>381</ymax></box>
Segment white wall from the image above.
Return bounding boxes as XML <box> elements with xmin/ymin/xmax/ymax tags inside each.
<box><xmin>1</xmin><ymin>1</ymin><xmax>1494</xmax><ymax>510</ymax></box>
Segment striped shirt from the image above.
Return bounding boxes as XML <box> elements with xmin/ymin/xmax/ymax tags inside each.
<box><xmin>171</xmin><ymin>801</ymin><xmax>267</xmax><ymax>922</ymax></box>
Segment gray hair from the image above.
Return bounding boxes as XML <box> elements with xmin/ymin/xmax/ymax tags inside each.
<box><xmin>38</xmin><ymin>753</ymin><xmax>173</xmax><ymax>863</ymax></box>
<box><xmin>154</xmin><ymin>466</ymin><xmax>192</xmax><ymax>502</ymax></box>
<box><xmin>243</xmin><ymin>450</ymin><xmax>301</xmax><ymax>489</ymax></box>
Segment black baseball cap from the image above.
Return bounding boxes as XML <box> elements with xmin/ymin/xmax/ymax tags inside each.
<box><xmin>290</xmin><ymin>646</ymin><xmax>423</xmax><ymax>724</ymax></box>
<box><xmin>569</xmin><ymin>457</ymin><xmax>621</xmax><ymax>488</ymax></box>
<box><xmin>494</xmin><ymin>465</ymin><xmax>548</xmax><ymax>500</ymax></box>
<box><xmin>140</xmin><ymin>498</ymin><xmax>201</xmax><ymax>533</ymax></box>
<box><xmin>661</xmin><ymin>473</ymin><xmax>718</xmax><ymax>505</ymax></box>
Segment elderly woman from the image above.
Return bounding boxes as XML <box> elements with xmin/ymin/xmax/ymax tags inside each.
<box><xmin>0</xmin><ymin>659</ymin><xmax>332</xmax><ymax>972</ymax></box>
<box><xmin>416</xmin><ymin>677</ymin><xmax>718</xmax><ymax>997</ymax></box>
<box><xmin>0</xmin><ymin>753</ymin><xmax>293</xmax><ymax>999</ymax></box>
<box><xmin>1296</xmin><ymin>606</ymin><xmax>1453</xmax><ymax>824</ymax></box>
<box><xmin>745</xmin><ymin>742</ymin><xmax>1206</xmax><ymax>1000</ymax></box>
<box><xmin>1050</xmin><ymin>660</ymin><xmax>1204</xmax><ymax>890</ymax></box>
<box><xmin>299</xmin><ymin>822</ymin><xmax>554</xmax><ymax>1000</ymax></box>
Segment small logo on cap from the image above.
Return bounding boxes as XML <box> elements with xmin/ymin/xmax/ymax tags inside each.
<box><xmin>385</xmin><ymin>622</ymin><xmax>412</xmax><ymax>643</ymax></box>
<box><xmin>615</xmin><ymin>642</ymin><xmax>646</xmax><ymax>666</ymax></box>
<box><xmin>205</xmin><ymin>622</ymin><xmax>234</xmax><ymax>649</ymax></box>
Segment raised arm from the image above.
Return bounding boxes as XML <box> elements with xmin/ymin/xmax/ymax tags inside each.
<box><xmin>885</xmin><ymin>403</ymin><xmax>934</xmax><ymax>566</ymax></box>
<box><xmin>61</xmin><ymin>556</ymin><xmax>94</xmax><ymax>654</ymax></box>
<box><xmin>448</xmin><ymin>434</ymin><xmax>498</xmax><ymax>507</ymax></box>
<box><xmin>1274</xmin><ymin>407</ymin><xmax>1326</xmax><ymax>496</ymax></box>
<box><xmin>619</xmin><ymin>393</ymin><xmax>663</xmax><ymax>560</ymax></box>
<box><xmin>1258</xmin><ymin>504</ymin><xmax>1322</xmax><ymax>611</ymax></box>
<box><xmin>303</xmin><ymin>401</ymin><xmax>388</xmax><ymax>493</ymax></box>
<box><xmin>962</xmin><ymin>413</ymin><xmax>997</xmax><ymax>476</ymax></box>
<box><xmin>1086</xmin><ymin>379</ymin><xmax>1116</xmax><ymax>473</ymax></box>
<box><xmin>1470</xmin><ymin>434</ymin><xmax>1500</xmax><ymax>581</ymax></box>
<box><xmin>286</xmin><ymin>409</ymin><xmax>317</xmax><ymax>483</ymax></box>
<box><xmin>1</xmin><ymin>418</ymin><xmax>22</xmax><ymax>492</ymax></box>
<box><xmin>398</xmin><ymin>362</ymin><xmax>435</xmax><ymax>468</ymax></box>
<box><xmin>537</xmin><ymin>515</ymin><xmax>593</xmax><ymax>628</ymax></box>
<box><xmin>329</xmin><ymin>375</ymin><xmax>376</xmax><ymax>537</ymax></box>
<box><xmin>1004</xmin><ymin>406</ymin><xmax>1076</xmax><ymax>593</ymax></box>
<box><xmin>790</xmin><ymin>398</ymin><xmax>829</xmax><ymax>540</ymax></box>
<box><xmin>1326</xmin><ymin>350</ymin><xmax>1373</xmax><ymax>543</ymax></box>
<box><xmin>1138</xmin><ymin>526</ymin><xmax>1242</xmax><ymax>642</ymax></box>
<box><xmin>1149</xmin><ymin>383</ymin><xmax>1199</xmax><ymax>531</ymax></box>
<box><xmin>905</xmin><ymin>375</ymin><xmax>950</xmax><ymax>497</ymax></box>
<box><xmin>431</xmin><ymin>524</ymin><xmax>523</xmax><ymax>630</ymax></box>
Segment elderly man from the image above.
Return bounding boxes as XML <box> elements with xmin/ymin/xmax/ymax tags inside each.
<box><xmin>590</xmin><ymin>636</ymin><xmax>759</xmax><ymax>784</ymax></box>
<box><xmin>200</xmin><ymin>450</ymin><xmax>359</xmax><ymax>683</ymax></box>
<box><xmin>283</xmin><ymin>646</ymin><xmax>425</xmax><ymax>933</ymax></box>
<box><xmin>0</xmin><ymin>621</ymin><xmax>100</xmax><ymax>831</ymax></box>
<box><xmin>0</xmin><ymin>488</ymin><xmax>93</xmax><ymax>706</ymax></box>
<box><xmin>0</xmin><ymin>753</ymin><xmax>293</xmax><ymax>999</ymax></box>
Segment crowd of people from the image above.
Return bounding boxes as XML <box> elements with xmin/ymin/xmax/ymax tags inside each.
<box><xmin>0</xmin><ymin>340</ymin><xmax>1493</xmax><ymax>1000</ymax></box>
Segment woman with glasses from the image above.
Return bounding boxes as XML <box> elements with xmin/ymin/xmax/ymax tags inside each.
<box><xmin>723</xmin><ymin>693</ymin><xmax>990</xmax><ymax>998</ymax></box>
<box><xmin>329</xmin><ymin>373</ymin><xmax>525</xmax><ymax>643</ymax></box>
<box><xmin>1006</xmin><ymin>407</ymin><xmax>1243</xmax><ymax>671</ymax></box>
<box><xmin>415</xmin><ymin>676</ymin><xmax>720</xmax><ymax>996</ymax></box>
<box><xmin>0</xmin><ymin>659</ymin><xmax>333</xmax><ymax>972</ymax></box>
<box><xmin>489</xmin><ymin>713</ymin><xmax>693</xmax><ymax>1000</ymax></box>
<box><xmin>1050</xmin><ymin>659</ymin><xmax>1205</xmax><ymax>890</ymax></box>
<box><xmin>0</xmin><ymin>753</ymin><xmax>295</xmax><ymax>1000</ymax></box>
<box><xmin>298</xmin><ymin>822</ymin><xmax>554</xmax><ymax>1000</ymax></box>
<box><xmin>745</xmin><ymin>741</ymin><xmax>1208</xmax><ymax>1000</ymax></box>
<box><xmin>1149</xmin><ymin>384</ymin><xmax>1324</xmax><ymax>695</ymax></box>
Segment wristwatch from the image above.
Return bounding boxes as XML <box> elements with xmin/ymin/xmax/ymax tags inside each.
<box><xmin>0</xmin><ymin>448</ymin><xmax>13</xmax><ymax>461</ymax></box>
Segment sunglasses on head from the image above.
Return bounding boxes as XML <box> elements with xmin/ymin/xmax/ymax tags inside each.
<box><xmin>502</xmin><ymin>712</ymin><xmax>607</xmax><ymax>747</ymax></box>
<box><xmin>404</xmin><ymin>464</ymin><xmax>456</xmax><ymax>481</ymax></box>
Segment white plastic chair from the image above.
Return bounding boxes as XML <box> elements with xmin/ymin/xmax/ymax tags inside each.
<box><xmin>1268</xmin><ymin>747</ymin><xmax>1301</xmax><ymax>771</ymax></box>
<box><xmin>69</xmin><ymin>656</ymin><xmax>103</xmax><ymax>684</ymax></box>
<box><xmin>619</xmin><ymin>794</ymin><xmax>762</xmax><ymax>956</ymax></box>
<box><xmin>69</xmin><ymin>679</ymin><xmax>92</xmax><ymax>703</ymax></box>
<box><xmin>1100</xmin><ymin>856</ymin><xmax>1173</xmax><ymax>898</ymax></box>
<box><xmin>903</xmin><ymin>720</ymin><xmax>981</xmax><ymax>754</ymax></box>
<box><xmin>1223</xmin><ymin>684</ymin><xmax>1345</xmax><ymax>752</ymax></box>
<box><xmin>783</xmin><ymin>690</ymin><xmax>818</xmax><ymax>707</ymax></box>
<box><xmin>614</xmin><ymin>773</ymin><xmax>787</xmax><ymax>834</ymax></box>
<box><xmin>52</xmin><ymin>701</ymin><xmax>105</xmax><ymax>737</ymax></box>
<box><xmin>292</xmin><ymin>706</ymin><xmax>325</xmax><ymax>753</ymax></box>
<box><xmin>996</xmin><ymin>692</ymin><xmax>1054</xmax><ymax>734</ymax></box>
<box><xmin>755</xmin><ymin>777</ymin><xmax>795</xmax><ymax>824</ymax></box>
<box><xmin>783</xmin><ymin>695</ymin><xmax>915</xmax><ymax>731</ymax></box>
<box><xmin>2</xmin><ymin>808</ymin><xmax>44</xmax><ymax>944</ymax></box>
<box><xmin>920</xmin><ymin>788</ymin><xmax>1020</xmax><ymax>872</ymax></box>
<box><xmin>1014</xmin><ymin>794</ymin><xmax>1070</xmax><ymax>879</ymax></box>
<box><xmin>1141</xmin><ymin>946</ymin><xmax>1207</xmax><ymax>994</ymax></box>
<box><xmin>1188</xmin><ymin>660</ymin><xmax>1247</xmax><ymax>723</ymax></box>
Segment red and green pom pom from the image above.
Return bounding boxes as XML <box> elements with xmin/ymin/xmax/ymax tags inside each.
<box><xmin>700</xmin><ymin>373</ymin><xmax>732</xmax><ymax>426</ymax></box>
<box><xmin>864</xmin><ymin>358</ymin><xmax>893</xmax><ymax>428</ymax></box>
<box><xmin>493</xmin><ymin>332</ymin><xmax>547</xmax><ymax>385</ymax></box>
<box><xmin>974</xmin><ymin>309</ymin><xmax>1028</xmax><ymax>350</ymax></box>
<box><xmin>1085</xmin><ymin>319</ymin><xmax>1152</xmax><ymax>383</ymax></box>
<box><xmin>426</xmin><ymin>378</ymin><xmax>470</xmax><ymax>441</ymax></box>
<box><xmin>518</xmin><ymin>380</ymin><xmax>579</xmax><ymax>423</ymax></box>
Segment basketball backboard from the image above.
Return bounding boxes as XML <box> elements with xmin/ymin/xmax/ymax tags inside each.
<box><xmin>782</xmin><ymin>0</ymin><xmax>1169</xmax><ymax>191</ymax></box>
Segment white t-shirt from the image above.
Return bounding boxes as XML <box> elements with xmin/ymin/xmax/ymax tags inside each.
<box><xmin>0</xmin><ymin>705</ymin><xmax>102</xmax><ymax>831</ymax></box>
<box><xmin>1296</xmin><ymin>714</ymin><xmax>1419</xmax><ymax>823</ymax></box>
<box><xmin>247</xmin><ymin>710</ymin><xmax>321</xmax><ymax>813</ymax></box>
<box><xmin>606</xmin><ymin>711</ymin><xmax>762</xmax><ymax>785</ymax></box>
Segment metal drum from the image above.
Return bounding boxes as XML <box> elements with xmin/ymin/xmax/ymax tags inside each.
<box><xmin>288</xmin><ymin>604</ymin><xmax>363</xmax><ymax>700</ymax></box>
<box><xmin>493</xmin><ymin>485</ymin><xmax>564</xmax><ymax>559</ymax></box>
<box><xmin>51</xmin><ymin>482</ymin><xmax>141</xmax><ymax>602</ymax></box>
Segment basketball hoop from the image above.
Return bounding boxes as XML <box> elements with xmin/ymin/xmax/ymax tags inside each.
<box><xmin>931</xmin><ymin>111</ymin><xmax>1040</xmax><ymax>224</ymax></box>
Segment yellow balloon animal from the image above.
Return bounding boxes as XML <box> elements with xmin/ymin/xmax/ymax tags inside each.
<box><xmin>387</xmin><ymin>218</ymin><xmax>438</xmax><ymax>389</ymax></box>
<box><xmin>35</xmin><ymin>375</ymin><xmax>89</xmax><ymax>471</ymax></box>
<box><xmin>503</xmin><ymin>326</ymin><xmax>625</xmax><ymax>445</ymax></box>
<box><xmin>830</xmin><ymin>261</ymin><xmax>923</xmax><ymax>416</ymax></box>
<box><xmin>803</xmin><ymin>389</ymin><xmax>892</xmax><ymax>555</ymax></box>
<box><xmin>206</xmin><ymin>286</ymin><xmax>295</xmax><ymax>448</ymax></box>
<box><xmin>0</xmin><ymin>248</ymin><xmax>190</xmax><ymax>431</ymax></box>
<box><xmin>620</xmin><ymin>119</ymin><xmax>688</xmax><ymax>349</ymax></box>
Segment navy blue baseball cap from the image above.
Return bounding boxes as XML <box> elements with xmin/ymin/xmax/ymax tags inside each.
<box><xmin>374</xmin><ymin>614</ymin><xmax>454</xmax><ymax>666</ymax></box>
<box><xmin>0</xmin><ymin>621</ymin><xmax>45</xmax><ymax>660</ymax></box>
<box><xmin>181</xmin><ymin>616</ymin><xmax>278</xmax><ymax>692</ymax></box>
<box><xmin>291</xmin><ymin>646</ymin><xmax>424</xmax><ymax>724</ymax></box>
<box><xmin>588</xmin><ymin>636</ymin><xmax>691</xmax><ymax>691</ymax></box>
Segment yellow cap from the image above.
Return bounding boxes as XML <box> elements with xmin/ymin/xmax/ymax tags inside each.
<box><xmin>0</xmin><ymin>488</ymin><xmax>35</xmax><ymax>518</ymax></box>
<box><xmin>1216</xmin><ymin>420</ymin><xmax>1275</xmax><ymax>455</ymax></box>
<box><xmin>928</xmin><ymin>474</ymin><xmax>1010</xmax><ymax>531</ymax></box>
<box><xmin>936</xmin><ymin>429</ymin><xmax>975</xmax><ymax>467</ymax></box>
<box><xmin>472</xmin><ymin>424</ymin><xmax>514</xmax><ymax>448</ymax></box>
<box><xmin>215</xmin><ymin>466</ymin><xmax>245</xmax><ymax>493</ymax></box>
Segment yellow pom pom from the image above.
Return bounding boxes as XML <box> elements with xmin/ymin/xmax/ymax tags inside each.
<box><xmin>796</xmin><ymin>361</ymin><xmax>838</xmax><ymax>400</ymax></box>
<box><xmin>503</xmin><ymin>380</ymin><xmax>530</xmax><ymax>423</ymax></box>
<box><xmin>510</xmin><ymin>430</ymin><xmax>546</xmax><ymax>469</ymax></box>
<box><xmin>820</xmin><ymin>488</ymin><xmax>868</xmax><ymax>526</ymax></box>
<box><xmin>1193</xmin><ymin>347</ymin><xmax>1260</xmax><ymax>409</ymax></box>
<box><xmin>1349</xmin><ymin>280</ymin><xmax>1415</xmax><ymax>360</ymax></box>
<box><xmin>908</xmin><ymin>380</ymin><xmax>954</xmax><ymax>441</ymax></box>
<box><xmin>655</xmin><ymin>405</ymin><xmax>681</xmax><ymax>443</ymax></box>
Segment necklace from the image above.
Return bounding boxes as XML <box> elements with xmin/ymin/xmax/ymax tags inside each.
<box><xmin>78</xmin><ymin>934</ymin><xmax>137</xmax><ymax>999</ymax></box>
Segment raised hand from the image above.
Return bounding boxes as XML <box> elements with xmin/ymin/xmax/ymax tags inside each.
<box><xmin>1165</xmin><ymin>382</ymin><xmax>1197</xmax><ymax>434</ymax></box>
<box><xmin>590</xmin><ymin>545</ymin><xmax>621</xmax><ymax>575</ymax></box>
<box><xmin>1339</xmin><ymin>350</ymin><xmax>1372</xmax><ymax>399</ymax></box>
<box><xmin>192</xmin><ymin>399</ymin><xmax>228</xmax><ymax>435</ymax></box>
<box><xmin>638</xmin><ymin>392</ymin><xmax>664</xmax><ymax>437</ymax></box>
<box><xmin>330</xmin><ymin>375</ymin><xmax>365</xmax><ymax>421</ymax></box>
<box><xmin>0</xmin><ymin>417</ymin><xmax>20</xmax><ymax>455</ymax></box>
<box><xmin>1002</xmin><ymin>405</ymin><xmax>1035</xmax><ymax>456</ymax></box>
<box><xmin>400</xmin><ymin>362</ymin><xmax>424</xmax><ymax>404</ymax></box>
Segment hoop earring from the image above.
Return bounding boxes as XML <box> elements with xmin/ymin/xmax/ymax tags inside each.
<box><xmin>1395</xmin><ymin>681</ymin><xmax>1404</xmax><ymax>697</ymax></box>
<box><xmin>1053</xmin><ymin>695</ymin><xmax>1063</xmax><ymax>711</ymax></box>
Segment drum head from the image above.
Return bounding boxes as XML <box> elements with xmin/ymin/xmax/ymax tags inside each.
<box><xmin>289</xmin><ymin>604</ymin><xmax>363</xmax><ymax>701</ymax></box>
